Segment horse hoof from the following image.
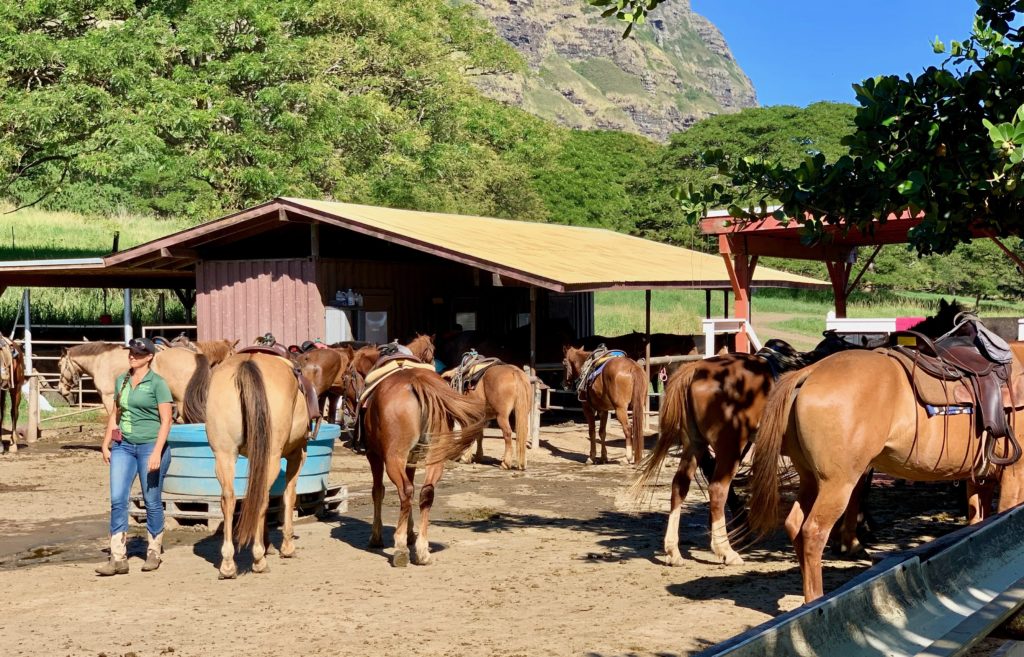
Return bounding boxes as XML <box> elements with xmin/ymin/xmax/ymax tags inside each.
<box><xmin>392</xmin><ymin>550</ymin><xmax>410</xmax><ymax>568</ymax></box>
<box><xmin>217</xmin><ymin>568</ymin><xmax>237</xmax><ymax>580</ymax></box>
<box><xmin>368</xmin><ymin>537</ymin><xmax>384</xmax><ymax>549</ymax></box>
<box><xmin>585</xmin><ymin>458</ymin><xmax>595</xmax><ymax>465</ymax></box>
<box><xmin>280</xmin><ymin>547</ymin><xmax>295</xmax><ymax>559</ymax></box>
<box><xmin>252</xmin><ymin>561</ymin><xmax>270</xmax><ymax>574</ymax></box>
<box><xmin>500</xmin><ymin>461</ymin><xmax>511</xmax><ymax>470</ymax></box>
<box><xmin>413</xmin><ymin>552</ymin><xmax>433</xmax><ymax>566</ymax></box>
<box><xmin>664</xmin><ymin>553</ymin><xmax>685</xmax><ymax>567</ymax></box>
<box><xmin>722</xmin><ymin>552</ymin><xmax>744</xmax><ymax>566</ymax></box>
<box><xmin>265</xmin><ymin>544</ymin><xmax>277</xmax><ymax>556</ymax></box>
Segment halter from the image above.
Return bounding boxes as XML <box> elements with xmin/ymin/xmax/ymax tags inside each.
<box><xmin>58</xmin><ymin>354</ymin><xmax>84</xmax><ymax>400</ymax></box>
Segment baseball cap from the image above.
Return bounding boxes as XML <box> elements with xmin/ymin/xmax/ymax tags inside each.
<box><xmin>128</xmin><ymin>337</ymin><xmax>157</xmax><ymax>355</ymax></box>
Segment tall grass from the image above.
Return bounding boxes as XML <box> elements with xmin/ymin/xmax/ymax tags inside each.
<box><xmin>0</xmin><ymin>205</ymin><xmax>196</xmax><ymax>327</ymax></box>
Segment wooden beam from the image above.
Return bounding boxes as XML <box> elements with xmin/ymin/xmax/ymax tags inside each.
<box><xmin>846</xmin><ymin>245</ymin><xmax>882</xmax><ymax>296</ymax></box>
<box><xmin>160</xmin><ymin>247</ymin><xmax>199</xmax><ymax>260</ymax></box>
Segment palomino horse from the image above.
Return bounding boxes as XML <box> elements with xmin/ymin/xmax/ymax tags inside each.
<box><xmin>562</xmin><ymin>346</ymin><xmax>647</xmax><ymax>465</ymax></box>
<box><xmin>441</xmin><ymin>358</ymin><xmax>533</xmax><ymax>470</ymax></box>
<box><xmin>169</xmin><ymin>336</ymin><xmax>239</xmax><ymax>366</ymax></box>
<box><xmin>203</xmin><ymin>352</ymin><xmax>310</xmax><ymax>578</ymax></box>
<box><xmin>631</xmin><ymin>335</ymin><xmax>862</xmax><ymax>567</ymax></box>
<box><xmin>0</xmin><ymin>337</ymin><xmax>24</xmax><ymax>454</ymax></box>
<box><xmin>58</xmin><ymin>343</ymin><xmax>211</xmax><ymax>421</ymax></box>
<box><xmin>749</xmin><ymin>323</ymin><xmax>1024</xmax><ymax>602</ymax></box>
<box><xmin>344</xmin><ymin>347</ymin><xmax>488</xmax><ymax>566</ymax></box>
<box><xmin>297</xmin><ymin>345</ymin><xmax>355</xmax><ymax>422</ymax></box>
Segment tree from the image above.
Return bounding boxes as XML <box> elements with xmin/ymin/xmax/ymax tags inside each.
<box><xmin>0</xmin><ymin>0</ymin><xmax>554</xmax><ymax>220</ymax></box>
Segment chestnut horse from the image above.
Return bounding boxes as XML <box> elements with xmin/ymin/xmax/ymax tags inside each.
<box><xmin>203</xmin><ymin>352</ymin><xmax>311</xmax><ymax>578</ymax></box>
<box><xmin>342</xmin><ymin>339</ymin><xmax>489</xmax><ymax>565</ymax></box>
<box><xmin>0</xmin><ymin>337</ymin><xmax>24</xmax><ymax>454</ymax></box>
<box><xmin>58</xmin><ymin>343</ymin><xmax>211</xmax><ymax>421</ymax></box>
<box><xmin>631</xmin><ymin>335</ymin><xmax>862</xmax><ymax>567</ymax></box>
<box><xmin>441</xmin><ymin>361</ymin><xmax>533</xmax><ymax>470</ymax></box>
<box><xmin>297</xmin><ymin>345</ymin><xmax>355</xmax><ymax>422</ymax></box>
<box><xmin>563</xmin><ymin>346</ymin><xmax>647</xmax><ymax>465</ymax></box>
<box><xmin>749</xmin><ymin>332</ymin><xmax>1024</xmax><ymax>602</ymax></box>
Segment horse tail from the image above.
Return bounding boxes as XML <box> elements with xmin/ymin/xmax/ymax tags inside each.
<box><xmin>748</xmin><ymin>369</ymin><xmax>807</xmax><ymax>539</ymax></box>
<box><xmin>630</xmin><ymin>361</ymin><xmax>647</xmax><ymax>461</ymax></box>
<box><xmin>420</xmin><ymin>375</ymin><xmax>491</xmax><ymax>465</ymax></box>
<box><xmin>234</xmin><ymin>359</ymin><xmax>272</xmax><ymax>547</ymax></box>
<box><xmin>513</xmin><ymin>368</ymin><xmax>532</xmax><ymax>470</ymax></box>
<box><xmin>182</xmin><ymin>354</ymin><xmax>211</xmax><ymax>423</ymax></box>
<box><xmin>630</xmin><ymin>362</ymin><xmax>698</xmax><ymax>500</ymax></box>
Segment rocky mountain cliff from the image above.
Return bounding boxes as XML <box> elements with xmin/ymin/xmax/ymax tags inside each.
<box><xmin>470</xmin><ymin>0</ymin><xmax>758</xmax><ymax>141</ymax></box>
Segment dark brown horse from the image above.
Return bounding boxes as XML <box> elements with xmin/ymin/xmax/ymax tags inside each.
<box><xmin>748</xmin><ymin>324</ymin><xmax>1024</xmax><ymax>601</ymax></box>
<box><xmin>352</xmin><ymin>360</ymin><xmax>488</xmax><ymax>566</ymax></box>
<box><xmin>631</xmin><ymin>335</ymin><xmax>861</xmax><ymax>567</ymax></box>
<box><xmin>563</xmin><ymin>346</ymin><xmax>647</xmax><ymax>465</ymax></box>
<box><xmin>297</xmin><ymin>346</ymin><xmax>355</xmax><ymax>422</ymax></box>
<box><xmin>0</xmin><ymin>338</ymin><xmax>24</xmax><ymax>454</ymax></box>
<box><xmin>440</xmin><ymin>361</ymin><xmax>533</xmax><ymax>470</ymax></box>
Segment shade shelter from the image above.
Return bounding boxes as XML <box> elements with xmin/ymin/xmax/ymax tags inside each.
<box><xmin>700</xmin><ymin>208</ymin><xmax>1024</xmax><ymax>349</ymax></box>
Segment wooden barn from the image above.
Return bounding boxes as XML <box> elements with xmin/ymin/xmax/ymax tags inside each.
<box><xmin>101</xmin><ymin>198</ymin><xmax>821</xmax><ymax>356</ymax></box>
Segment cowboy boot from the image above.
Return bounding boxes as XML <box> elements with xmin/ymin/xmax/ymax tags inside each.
<box><xmin>141</xmin><ymin>531</ymin><xmax>163</xmax><ymax>572</ymax></box>
<box><xmin>95</xmin><ymin>532</ymin><xmax>129</xmax><ymax>576</ymax></box>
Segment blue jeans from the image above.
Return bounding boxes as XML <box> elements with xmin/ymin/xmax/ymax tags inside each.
<box><xmin>109</xmin><ymin>440</ymin><xmax>171</xmax><ymax>536</ymax></box>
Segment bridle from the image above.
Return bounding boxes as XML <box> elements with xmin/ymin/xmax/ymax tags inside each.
<box><xmin>339</xmin><ymin>366</ymin><xmax>365</xmax><ymax>430</ymax></box>
<box><xmin>58</xmin><ymin>354</ymin><xmax>83</xmax><ymax>401</ymax></box>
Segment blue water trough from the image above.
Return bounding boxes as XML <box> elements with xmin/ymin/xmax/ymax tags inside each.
<box><xmin>164</xmin><ymin>423</ymin><xmax>340</xmax><ymax>498</ymax></box>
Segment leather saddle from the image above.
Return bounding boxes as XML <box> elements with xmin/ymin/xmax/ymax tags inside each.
<box><xmin>444</xmin><ymin>352</ymin><xmax>502</xmax><ymax>393</ymax></box>
<box><xmin>236</xmin><ymin>344</ymin><xmax>322</xmax><ymax>425</ymax></box>
<box><xmin>359</xmin><ymin>354</ymin><xmax>435</xmax><ymax>405</ymax></box>
<box><xmin>883</xmin><ymin>314</ymin><xmax>1023</xmax><ymax>466</ymax></box>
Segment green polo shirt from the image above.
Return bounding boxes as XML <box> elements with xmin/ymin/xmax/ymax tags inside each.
<box><xmin>115</xmin><ymin>369</ymin><xmax>173</xmax><ymax>444</ymax></box>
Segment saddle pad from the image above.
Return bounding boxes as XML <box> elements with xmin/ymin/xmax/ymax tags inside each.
<box><xmin>360</xmin><ymin>358</ymin><xmax>435</xmax><ymax>405</ymax></box>
<box><xmin>451</xmin><ymin>357</ymin><xmax>502</xmax><ymax>392</ymax></box>
<box><xmin>884</xmin><ymin>349</ymin><xmax>1024</xmax><ymax>410</ymax></box>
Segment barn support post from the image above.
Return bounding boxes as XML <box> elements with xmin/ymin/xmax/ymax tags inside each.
<box><xmin>21</xmin><ymin>289</ymin><xmax>32</xmax><ymax>375</ymax></box>
<box><xmin>529</xmin><ymin>286</ymin><xmax>540</xmax><ymax>449</ymax></box>
<box><xmin>644</xmin><ymin>289</ymin><xmax>651</xmax><ymax>414</ymax></box>
<box><xmin>704</xmin><ymin>289</ymin><xmax>712</xmax><ymax>319</ymax></box>
<box><xmin>123</xmin><ymin>288</ymin><xmax>133</xmax><ymax>344</ymax></box>
<box><xmin>825</xmin><ymin>259</ymin><xmax>853</xmax><ymax>319</ymax></box>
<box><xmin>26</xmin><ymin>374</ymin><xmax>39</xmax><ymax>444</ymax></box>
<box><xmin>721</xmin><ymin>236</ymin><xmax>757</xmax><ymax>353</ymax></box>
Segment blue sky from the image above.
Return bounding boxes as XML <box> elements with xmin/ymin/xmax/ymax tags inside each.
<box><xmin>691</xmin><ymin>1</ymin><xmax>979</xmax><ymax>107</ymax></box>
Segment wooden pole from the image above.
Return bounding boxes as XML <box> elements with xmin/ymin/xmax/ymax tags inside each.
<box><xmin>529</xmin><ymin>287</ymin><xmax>537</xmax><ymax>372</ymax></box>
<box><xmin>705</xmin><ymin>289</ymin><xmax>712</xmax><ymax>319</ymax></box>
<box><xmin>26</xmin><ymin>374</ymin><xmax>39</xmax><ymax>443</ymax></box>
<box><xmin>644</xmin><ymin>289</ymin><xmax>651</xmax><ymax>412</ymax></box>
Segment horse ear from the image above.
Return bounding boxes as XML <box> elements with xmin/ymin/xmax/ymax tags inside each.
<box><xmin>939</xmin><ymin>299</ymin><xmax>949</xmax><ymax>310</ymax></box>
<box><xmin>562</xmin><ymin>344</ymin><xmax>569</xmax><ymax>355</ymax></box>
<box><xmin>232</xmin><ymin>339</ymin><xmax>240</xmax><ymax>348</ymax></box>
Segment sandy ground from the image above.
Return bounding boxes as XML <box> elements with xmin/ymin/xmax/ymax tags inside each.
<box><xmin>0</xmin><ymin>421</ymin><xmax>976</xmax><ymax>657</ymax></box>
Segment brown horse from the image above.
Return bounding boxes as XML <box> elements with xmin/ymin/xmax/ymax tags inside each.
<box><xmin>563</xmin><ymin>346</ymin><xmax>647</xmax><ymax>465</ymax></box>
<box><xmin>748</xmin><ymin>337</ymin><xmax>1024</xmax><ymax>602</ymax></box>
<box><xmin>0</xmin><ymin>338</ymin><xmax>24</xmax><ymax>454</ymax></box>
<box><xmin>442</xmin><ymin>362</ymin><xmax>533</xmax><ymax>470</ymax></box>
<box><xmin>631</xmin><ymin>335</ymin><xmax>862</xmax><ymax>567</ymax></box>
<box><xmin>345</xmin><ymin>352</ymin><xmax>488</xmax><ymax>566</ymax></box>
<box><xmin>58</xmin><ymin>343</ymin><xmax>211</xmax><ymax>421</ymax></box>
<box><xmin>297</xmin><ymin>346</ymin><xmax>355</xmax><ymax>422</ymax></box>
<box><xmin>203</xmin><ymin>352</ymin><xmax>310</xmax><ymax>578</ymax></box>
<box><xmin>405</xmin><ymin>333</ymin><xmax>436</xmax><ymax>364</ymax></box>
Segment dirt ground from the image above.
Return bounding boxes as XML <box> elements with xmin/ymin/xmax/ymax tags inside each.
<box><xmin>0</xmin><ymin>420</ymin><xmax>978</xmax><ymax>657</ymax></box>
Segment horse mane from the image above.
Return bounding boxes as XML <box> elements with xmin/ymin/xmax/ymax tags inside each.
<box><xmin>196</xmin><ymin>340</ymin><xmax>235</xmax><ymax>364</ymax></box>
<box><xmin>68</xmin><ymin>342</ymin><xmax>122</xmax><ymax>356</ymax></box>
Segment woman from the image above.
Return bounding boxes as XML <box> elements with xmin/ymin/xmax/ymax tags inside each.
<box><xmin>96</xmin><ymin>337</ymin><xmax>174</xmax><ymax>576</ymax></box>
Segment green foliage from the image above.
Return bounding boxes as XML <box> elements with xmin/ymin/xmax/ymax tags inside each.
<box><xmin>675</xmin><ymin>1</ymin><xmax>1024</xmax><ymax>256</ymax></box>
<box><xmin>0</xmin><ymin>0</ymin><xmax>552</xmax><ymax>220</ymax></box>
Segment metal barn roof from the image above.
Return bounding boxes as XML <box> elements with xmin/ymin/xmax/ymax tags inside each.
<box><xmin>103</xmin><ymin>197</ymin><xmax>825</xmax><ymax>293</ymax></box>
